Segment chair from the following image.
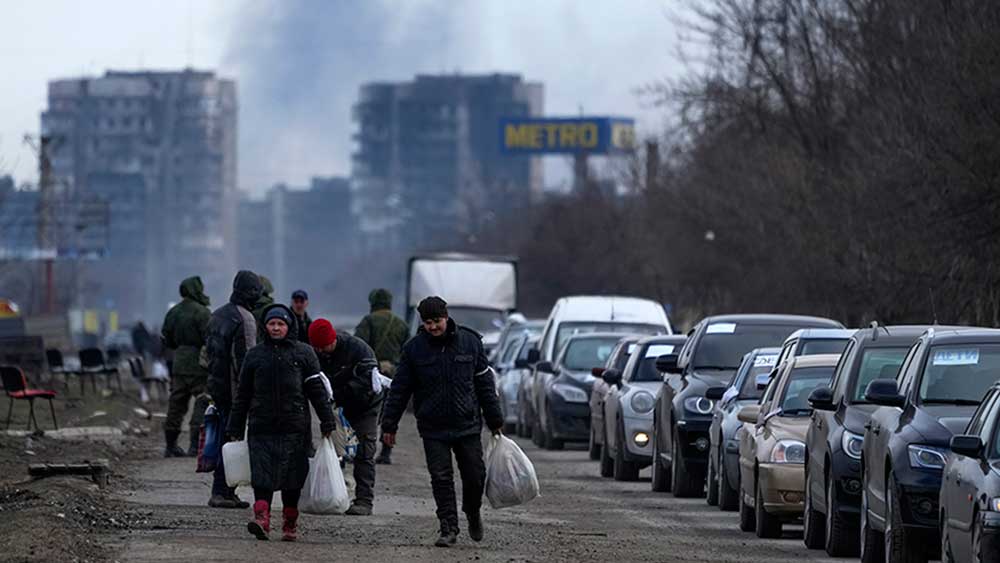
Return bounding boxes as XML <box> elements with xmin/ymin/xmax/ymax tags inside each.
<box><xmin>46</xmin><ymin>349</ymin><xmax>82</xmax><ymax>392</ymax></box>
<box><xmin>79</xmin><ymin>348</ymin><xmax>123</xmax><ymax>392</ymax></box>
<box><xmin>1</xmin><ymin>365</ymin><xmax>58</xmax><ymax>431</ymax></box>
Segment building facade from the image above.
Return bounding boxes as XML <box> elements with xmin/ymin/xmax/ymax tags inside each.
<box><xmin>351</xmin><ymin>73</ymin><xmax>543</xmax><ymax>250</ymax></box>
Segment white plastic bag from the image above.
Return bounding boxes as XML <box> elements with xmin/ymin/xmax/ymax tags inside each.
<box><xmin>300</xmin><ymin>437</ymin><xmax>350</xmax><ymax>514</ymax></box>
<box><xmin>222</xmin><ymin>440</ymin><xmax>251</xmax><ymax>487</ymax></box>
<box><xmin>485</xmin><ymin>434</ymin><xmax>540</xmax><ymax>509</ymax></box>
<box><xmin>371</xmin><ymin>367</ymin><xmax>383</xmax><ymax>394</ymax></box>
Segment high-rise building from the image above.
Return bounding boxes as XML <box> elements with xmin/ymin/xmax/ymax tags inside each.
<box><xmin>351</xmin><ymin>73</ymin><xmax>543</xmax><ymax>250</ymax></box>
<box><xmin>41</xmin><ymin>69</ymin><xmax>237</xmax><ymax>322</ymax></box>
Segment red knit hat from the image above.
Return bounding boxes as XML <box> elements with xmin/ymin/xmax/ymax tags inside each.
<box><xmin>308</xmin><ymin>318</ymin><xmax>337</xmax><ymax>347</ymax></box>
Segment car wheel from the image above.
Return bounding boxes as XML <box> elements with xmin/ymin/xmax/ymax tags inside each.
<box><xmin>613</xmin><ymin>419</ymin><xmax>640</xmax><ymax>481</ymax></box>
<box><xmin>973</xmin><ymin>513</ymin><xmax>991</xmax><ymax>563</ymax></box>
<box><xmin>588</xmin><ymin>422</ymin><xmax>601</xmax><ymax>460</ymax></box>
<box><xmin>651</xmin><ymin>426</ymin><xmax>672</xmax><ymax>492</ymax></box>
<box><xmin>825</xmin><ymin>471</ymin><xmax>860</xmax><ymax>557</ymax></box>
<box><xmin>543</xmin><ymin>406</ymin><xmax>564</xmax><ymax>450</ymax></box>
<box><xmin>717</xmin><ymin>451</ymin><xmax>738</xmax><ymax>511</ymax></box>
<box><xmin>671</xmin><ymin>427</ymin><xmax>703</xmax><ymax>498</ymax></box>
<box><xmin>599</xmin><ymin>424</ymin><xmax>614</xmax><ymax>478</ymax></box>
<box><xmin>705</xmin><ymin>448</ymin><xmax>719</xmax><ymax>506</ymax></box>
<box><xmin>885</xmin><ymin>473</ymin><xmax>927</xmax><ymax>563</ymax></box>
<box><xmin>755</xmin><ymin>474</ymin><xmax>782</xmax><ymax>539</ymax></box>
<box><xmin>803</xmin><ymin>465</ymin><xmax>826</xmax><ymax>549</ymax></box>
<box><xmin>738</xmin><ymin>482</ymin><xmax>756</xmax><ymax>532</ymax></box>
<box><xmin>860</xmin><ymin>473</ymin><xmax>885</xmax><ymax>563</ymax></box>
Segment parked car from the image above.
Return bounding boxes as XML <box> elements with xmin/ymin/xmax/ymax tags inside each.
<box><xmin>601</xmin><ymin>335</ymin><xmax>688</xmax><ymax>481</ymax></box>
<box><xmin>940</xmin><ymin>380</ymin><xmax>1000</xmax><ymax>563</ymax></box>
<box><xmin>497</xmin><ymin>335</ymin><xmax>539</xmax><ymax>434</ymax></box>
<box><xmin>532</xmin><ymin>332</ymin><xmax>627</xmax><ymax>450</ymax></box>
<box><xmin>490</xmin><ymin>317</ymin><xmax>544</xmax><ymax>365</ymax></box>
<box><xmin>860</xmin><ymin>328</ymin><xmax>1000</xmax><ymax>563</ymax></box>
<box><xmin>706</xmin><ymin>347</ymin><xmax>780</xmax><ymax>506</ymax></box>
<box><xmin>651</xmin><ymin>314</ymin><xmax>844</xmax><ymax>497</ymax></box>
<box><xmin>589</xmin><ymin>335</ymin><xmax>643</xmax><ymax>460</ymax></box>
<box><xmin>737</xmin><ymin>354</ymin><xmax>841</xmax><ymax>538</ymax></box>
<box><xmin>772</xmin><ymin>328</ymin><xmax>854</xmax><ymax>370</ymax></box>
<box><xmin>803</xmin><ymin>325</ymin><xmax>930</xmax><ymax>556</ymax></box>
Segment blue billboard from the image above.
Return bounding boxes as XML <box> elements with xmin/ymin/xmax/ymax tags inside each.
<box><xmin>499</xmin><ymin>116</ymin><xmax>636</xmax><ymax>155</ymax></box>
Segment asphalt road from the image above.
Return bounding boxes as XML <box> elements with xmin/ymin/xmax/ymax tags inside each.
<box><xmin>110</xmin><ymin>415</ymin><xmax>840</xmax><ymax>563</ymax></box>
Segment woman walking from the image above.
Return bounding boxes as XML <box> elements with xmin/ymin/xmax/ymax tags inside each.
<box><xmin>227</xmin><ymin>304</ymin><xmax>336</xmax><ymax>541</ymax></box>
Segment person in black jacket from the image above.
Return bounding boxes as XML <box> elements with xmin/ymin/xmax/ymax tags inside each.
<box><xmin>290</xmin><ymin>289</ymin><xmax>312</xmax><ymax>344</ymax></box>
<box><xmin>205</xmin><ymin>270</ymin><xmax>262</xmax><ymax>509</ymax></box>
<box><xmin>381</xmin><ymin>296</ymin><xmax>503</xmax><ymax>548</ymax></box>
<box><xmin>227</xmin><ymin>304</ymin><xmax>336</xmax><ymax>542</ymax></box>
<box><xmin>308</xmin><ymin>318</ymin><xmax>381</xmax><ymax>516</ymax></box>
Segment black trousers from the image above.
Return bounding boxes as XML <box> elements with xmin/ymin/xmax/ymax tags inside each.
<box><xmin>422</xmin><ymin>434</ymin><xmax>485</xmax><ymax>533</ymax></box>
<box><xmin>345</xmin><ymin>410</ymin><xmax>379</xmax><ymax>507</ymax></box>
<box><xmin>253</xmin><ymin>487</ymin><xmax>301</xmax><ymax>509</ymax></box>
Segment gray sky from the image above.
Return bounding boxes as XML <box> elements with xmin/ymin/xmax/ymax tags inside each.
<box><xmin>1</xmin><ymin>1</ymin><xmax>684</xmax><ymax>193</ymax></box>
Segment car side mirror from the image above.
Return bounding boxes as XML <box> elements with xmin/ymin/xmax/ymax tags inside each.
<box><xmin>603</xmin><ymin>368</ymin><xmax>623</xmax><ymax>386</ymax></box>
<box><xmin>865</xmin><ymin>379</ymin><xmax>905</xmax><ymax>408</ymax></box>
<box><xmin>514</xmin><ymin>359</ymin><xmax>529</xmax><ymax>369</ymax></box>
<box><xmin>737</xmin><ymin>404</ymin><xmax>761</xmax><ymax>424</ymax></box>
<box><xmin>656</xmin><ymin>353</ymin><xmax>680</xmax><ymax>374</ymax></box>
<box><xmin>950</xmin><ymin>435</ymin><xmax>984</xmax><ymax>458</ymax></box>
<box><xmin>755</xmin><ymin>374</ymin><xmax>770</xmax><ymax>390</ymax></box>
<box><xmin>705</xmin><ymin>386</ymin><xmax>727</xmax><ymax>401</ymax></box>
<box><xmin>808</xmin><ymin>387</ymin><xmax>836</xmax><ymax>411</ymax></box>
<box><xmin>527</xmin><ymin>348</ymin><xmax>540</xmax><ymax>364</ymax></box>
<box><xmin>592</xmin><ymin>367</ymin><xmax>606</xmax><ymax>378</ymax></box>
<box><xmin>536</xmin><ymin>361</ymin><xmax>554</xmax><ymax>374</ymax></box>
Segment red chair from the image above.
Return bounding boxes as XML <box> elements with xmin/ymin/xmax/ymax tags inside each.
<box><xmin>1</xmin><ymin>365</ymin><xmax>58</xmax><ymax>431</ymax></box>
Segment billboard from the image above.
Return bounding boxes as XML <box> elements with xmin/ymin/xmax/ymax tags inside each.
<box><xmin>500</xmin><ymin>117</ymin><xmax>636</xmax><ymax>155</ymax></box>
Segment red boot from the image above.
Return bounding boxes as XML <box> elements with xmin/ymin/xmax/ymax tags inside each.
<box><xmin>247</xmin><ymin>500</ymin><xmax>270</xmax><ymax>541</ymax></box>
<box><xmin>281</xmin><ymin>507</ymin><xmax>299</xmax><ymax>542</ymax></box>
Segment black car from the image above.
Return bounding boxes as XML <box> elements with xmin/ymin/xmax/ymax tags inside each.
<box><xmin>803</xmin><ymin>325</ymin><xmax>929</xmax><ymax>556</ymax></box>
<box><xmin>651</xmin><ymin>314</ymin><xmax>844</xmax><ymax>497</ymax></box>
<box><xmin>590</xmin><ymin>336</ymin><xmax>643</xmax><ymax>462</ymax></box>
<box><xmin>941</xmin><ymin>381</ymin><xmax>1000</xmax><ymax>563</ymax></box>
<box><xmin>860</xmin><ymin>328</ymin><xmax>1000</xmax><ymax>563</ymax></box>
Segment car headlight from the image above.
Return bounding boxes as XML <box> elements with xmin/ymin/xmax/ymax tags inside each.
<box><xmin>907</xmin><ymin>445</ymin><xmax>948</xmax><ymax>470</ymax></box>
<box><xmin>684</xmin><ymin>396</ymin><xmax>715</xmax><ymax>415</ymax></box>
<box><xmin>990</xmin><ymin>498</ymin><xmax>1000</xmax><ymax>512</ymax></box>
<box><xmin>770</xmin><ymin>439</ymin><xmax>806</xmax><ymax>464</ymax></box>
<box><xmin>551</xmin><ymin>383</ymin><xmax>588</xmax><ymax>404</ymax></box>
<box><xmin>630</xmin><ymin>391</ymin><xmax>655</xmax><ymax>413</ymax></box>
<box><xmin>841</xmin><ymin>430</ymin><xmax>863</xmax><ymax>460</ymax></box>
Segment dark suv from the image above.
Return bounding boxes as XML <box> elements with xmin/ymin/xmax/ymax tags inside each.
<box><xmin>803</xmin><ymin>325</ymin><xmax>929</xmax><ymax>557</ymax></box>
<box><xmin>859</xmin><ymin>328</ymin><xmax>1000</xmax><ymax>563</ymax></box>
<box><xmin>651</xmin><ymin>314</ymin><xmax>844</xmax><ymax>497</ymax></box>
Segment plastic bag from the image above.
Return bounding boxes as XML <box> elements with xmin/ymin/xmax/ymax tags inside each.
<box><xmin>371</xmin><ymin>367</ymin><xmax>383</xmax><ymax>394</ymax></box>
<box><xmin>485</xmin><ymin>434</ymin><xmax>540</xmax><ymax>509</ymax></box>
<box><xmin>222</xmin><ymin>440</ymin><xmax>251</xmax><ymax>488</ymax></box>
<box><xmin>196</xmin><ymin>404</ymin><xmax>221</xmax><ymax>473</ymax></box>
<box><xmin>300</xmin><ymin>437</ymin><xmax>351</xmax><ymax>514</ymax></box>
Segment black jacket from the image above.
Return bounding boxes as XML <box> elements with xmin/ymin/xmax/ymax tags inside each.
<box><xmin>381</xmin><ymin>319</ymin><xmax>503</xmax><ymax>440</ymax></box>
<box><xmin>206</xmin><ymin>271</ymin><xmax>262</xmax><ymax>411</ymax></box>
<box><xmin>315</xmin><ymin>333</ymin><xmax>381</xmax><ymax>419</ymax></box>
<box><xmin>294</xmin><ymin>311</ymin><xmax>312</xmax><ymax>344</ymax></box>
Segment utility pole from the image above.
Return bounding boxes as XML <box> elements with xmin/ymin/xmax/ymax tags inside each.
<box><xmin>24</xmin><ymin>134</ymin><xmax>62</xmax><ymax>314</ymax></box>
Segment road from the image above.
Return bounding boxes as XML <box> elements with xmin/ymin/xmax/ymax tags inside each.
<box><xmin>106</xmin><ymin>413</ymin><xmax>839</xmax><ymax>563</ymax></box>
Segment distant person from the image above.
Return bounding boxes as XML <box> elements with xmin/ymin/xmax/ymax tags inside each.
<box><xmin>381</xmin><ymin>296</ymin><xmax>503</xmax><ymax>547</ymax></box>
<box><xmin>290</xmin><ymin>289</ymin><xmax>312</xmax><ymax>344</ymax></box>
<box><xmin>205</xmin><ymin>270</ymin><xmax>262</xmax><ymax>509</ymax></box>
<box><xmin>227</xmin><ymin>304</ymin><xmax>336</xmax><ymax>542</ymax></box>
<box><xmin>160</xmin><ymin>276</ymin><xmax>212</xmax><ymax>458</ymax></box>
<box><xmin>354</xmin><ymin>288</ymin><xmax>409</xmax><ymax>464</ymax></box>
<box><xmin>131</xmin><ymin>321</ymin><xmax>152</xmax><ymax>358</ymax></box>
<box><xmin>252</xmin><ymin>275</ymin><xmax>275</xmax><ymax>336</ymax></box>
<box><xmin>309</xmin><ymin>318</ymin><xmax>382</xmax><ymax>516</ymax></box>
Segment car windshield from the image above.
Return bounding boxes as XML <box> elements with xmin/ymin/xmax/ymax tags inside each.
<box><xmin>449</xmin><ymin>307</ymin><xmax>506</xmax><ymax>335</ymax></box>
<box><xmin>801</xmin><ymin>339</ymin><xmax>850</xmax><ymax>356</ymax></box>
<box><xmin>919</xmin><ymin>344</ymin><xmax>1000</xmax><ymax>405</ymax></box>
<box><xmin>851</xmin><ymin>347</ymin><xmax>909</xmax><ymax>403</ymax></box>
<box><xmin>692</xmin><ymin>323</ymin><xmax>802</xmax><ymax>370</ymax></box>
<box><xmin>739</xmin><ymin>363</ymin><xmax>778</xmax><ymax>400</ymax></box>
<box><xmin>780</xmin><ymin>366</ymin><xmax>835</xmax><ymax>415</ymax></box>
<box><xmin>613</xmin><ymin>342</ymin><xmax>638</xmax><ymax>370</ymax></box>
<box><xmin>632</xmin><ymin>343</ymin><xmax>679</xmax><ymax>382</ymax></box>
<box><xmin>556</xmin><ymin>322</ymin><xmax>664</xmax><ymax>357</ymax></box>
<box><xmin>499</xmin><ymin>338</ymin><xmax>523</xmax><ymax>365</ymax></box>
<box><xmin>562</xmin><ymin>337</ymin><xmax>622</xmax><ymax>371</ymax></box>
<box><xmin>518</xmin><ymin>339</ymin><xmax>539</xmax><ymax>361</ymax></box>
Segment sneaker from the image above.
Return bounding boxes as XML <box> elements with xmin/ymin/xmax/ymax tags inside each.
<box><xmin>434</xmin><ymin>530</ymin><xmax>458</xmax><ymax>548</ymax></box>
<box><xmin>208</xmin><ymin>495</ymin><xmax>238</xmax><ymax>509</ymax></box>
<box><xmin>467</xmin><ymin>511</ymin><xmax>484</xmax><ymax>542</ymax></box>
<box><xmin>226</xmin><ymin>493</ymin><xmax>250</xmax><ymax>509</ymax></box>
<box><xmin>164</xmin><ymin>444</ymin><xmax>187</xmax><ymax>458</ymax></box>
<box><xmin>375</xmin><ymin>455</ymin><xmax>392</xmax><ymax>465</ymax></box>
<box><xmin>345</xmin><ymin>503</ymin><xmax>372</xmax><ymax>516</ymax></box>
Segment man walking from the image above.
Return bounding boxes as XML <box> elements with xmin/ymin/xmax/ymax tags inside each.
<box><xmin>354</xmin><ymin>288</ymin><xmax>409</xmax><ymax>464</ymax></box>
<box><xmin>308</xmin><ymin>318</ymin><xmax>382</xmax><ymax>516</ymax></box>
<box><xmin>290</xmin><ymin>289</ymin><xmax>312</xmax><ymax>344</ymax></box>
<box><xmin>381</xmin><ymin>296</ymin><xmax>503</xmax><ymax>547</ymax></box>
<box><xmin>161</xmin><ymin>276</ymin><xmax>212</xmax><ymax>458</ymax></box>
<box><xmin>205</xmin><ymin>270</ymin><xmax>262</xmax><ymax>509</ymax></box>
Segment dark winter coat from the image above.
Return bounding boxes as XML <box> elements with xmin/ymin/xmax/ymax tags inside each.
<box><xmin>161</xmin><ymin>276</ymin><xmax>211</xmax><ymax>377</ymax></box>
<box><xmin>294</xmin><ymin>311</ymin><xmax>312</xmax><ymax>344</ymax></box>
<box><xmin>381</xmin><ymin>318</ymin><xmax>503</xmax><ymax>441</ymax></box>
<box><xmin>252</xmin><ymin>276</ymin><xmax>275</xmax><ymax>338</ymax></box>
<box><xmin>354</xmin><ymin>309</ymin><xmax>409</xmax><ymax>365</ymax></box>
<box><xmin>315</xmin><ymin>333</ymin><xmax>381</xmax><ymax>420</ymax></box>
<box><xmin>206</xmin><ymin>271</ymin><xmax>262</xmax><ymax>411</ymax></box>
<box><xmin>226</xmin><ymin>304</ymin><xmax>336</xmax><ymax>491</ymax></box>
